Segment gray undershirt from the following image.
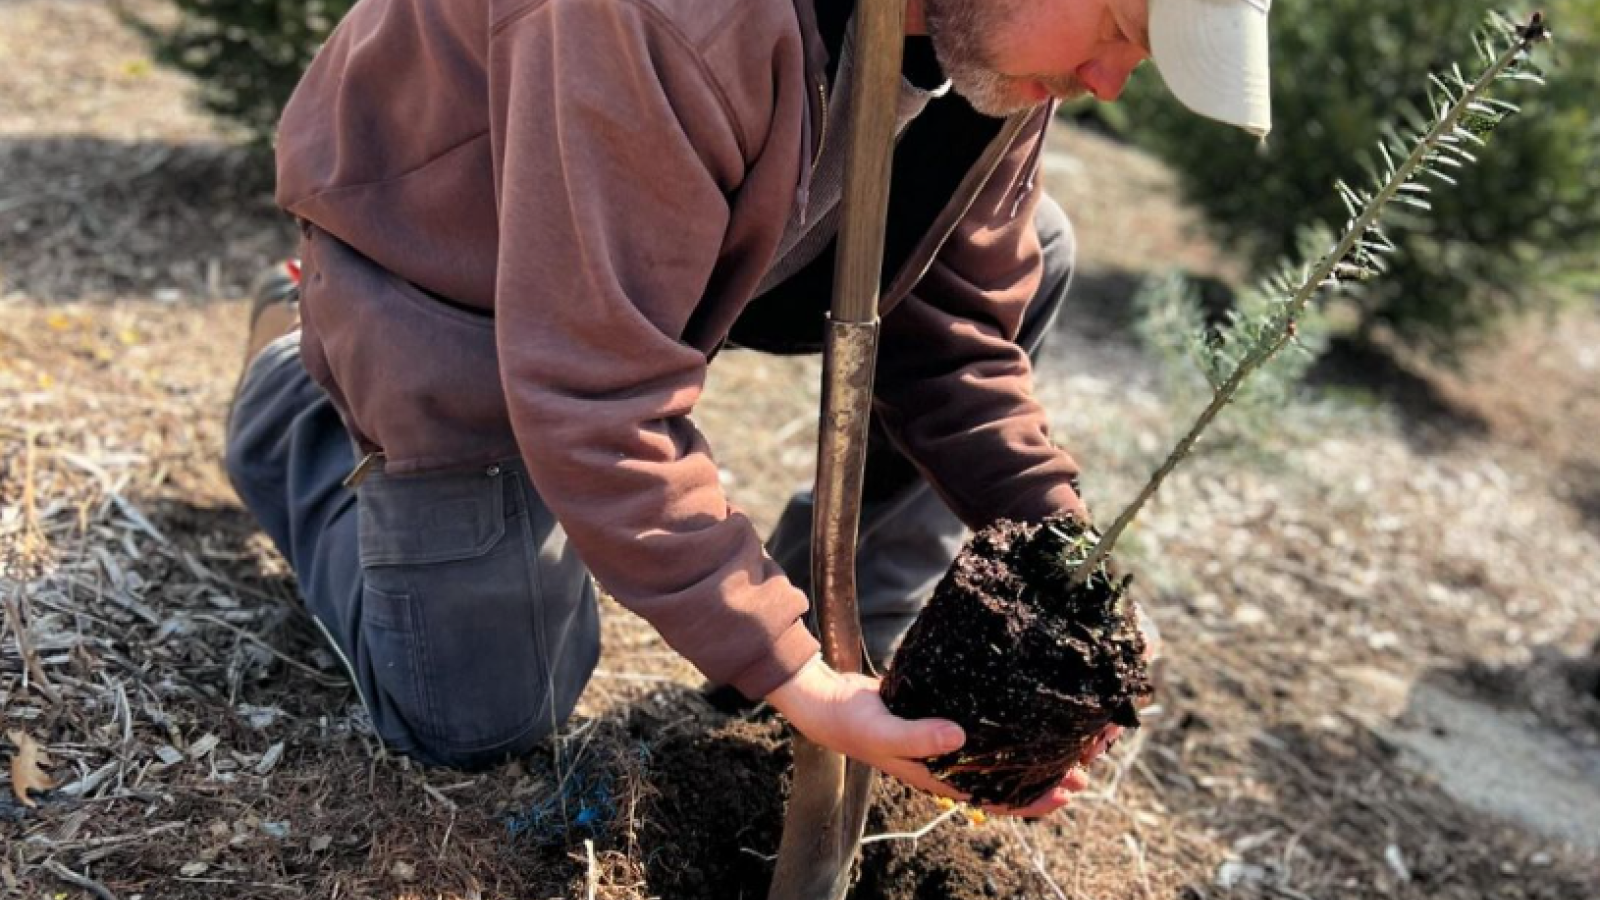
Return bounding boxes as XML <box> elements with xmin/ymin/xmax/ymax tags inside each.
<box><xmin>755</xmin><ymin>25</ymin><xmax>952</xmax><ymax>296</ymax></box>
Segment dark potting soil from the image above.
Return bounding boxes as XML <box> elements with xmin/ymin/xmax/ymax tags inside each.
<box><xmin>881</xmin><ymin>515</ymin><xmax>1152</xmax><ymax>807</ymax></box>
<box><xmin>634</xmin><ymin>716</ymin><xmax>789</xmax><ymax>895</ymax></box>
<box><xmin>634</xmin><ymin>714</ymin><xmax>1052</xmax><ymax>899</ymax></box>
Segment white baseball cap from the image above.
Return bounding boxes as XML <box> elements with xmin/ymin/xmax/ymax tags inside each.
<box><xmin>1148</xmin><ymin>0</ymin><xmax>1273</xmax><ymax>136</ymax></box>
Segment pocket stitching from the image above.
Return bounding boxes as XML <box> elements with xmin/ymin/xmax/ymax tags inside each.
<box><xmin>514</xmin><ymin>477</ymin><xmax>556</xmax><ymax>736</ymax></box>
<box><xmin>362</xmin><ymin>581</ymin><xmax>413</xmax><ymax>632</ymax></box>
<box><xmin>359</xmin><ymin>470</ymin><xmax>508</xmax><ymax>567</ymax></box>
<box><xmin>359</xmin><ymin>582</ymin><xmax>430</xmax><ymax>730</ymax></box>
<box><xmin>411</xmin><ymin>589</ymin><xmax>441</xmax><ymax>742</ymax></box>
<box><xmin>357</xmin><ymin>467</ymin><xmax>564</xmax><ymax>754</ymax></box>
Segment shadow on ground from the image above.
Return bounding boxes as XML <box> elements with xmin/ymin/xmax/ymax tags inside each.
<box><xmin>1061</xmin><ymin>266</ymin><xmax>1146</xmax><ymax>340</ymax></box>
<box><xmin>1305</xmin><ymin>336</ymin><xmax>1492</xmax><ymax>453</ymax></box>
<box><xmin>1559</xmin><ymin>460</ymin><xmax>1600</xmax><ymax>537</ymax></box>
<box><xmin>497</xmin><ymin>688</ymin><xmax>1057</xmax><ymax>900</ymax></box>
<box><xmin>0</xmin><ymin>135</ymin><xmax>293</xmax><ymax>300</ymax></box>
<box><xmin>1446</xmin><ymin>643</ymin><xmax>1600</xmax><ymax>749</ymax></box>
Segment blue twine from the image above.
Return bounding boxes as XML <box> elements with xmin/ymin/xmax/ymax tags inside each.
<box><xmin>505</xmin><ymin>761</ymin><xmax>617</xmax><ymax>846</ymax></box>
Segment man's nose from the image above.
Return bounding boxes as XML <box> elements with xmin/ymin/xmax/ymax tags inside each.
<box><xmin>1079</xmin><ymin>52</ymin><xmax>1147</xmax><ymax>102</ymax></box>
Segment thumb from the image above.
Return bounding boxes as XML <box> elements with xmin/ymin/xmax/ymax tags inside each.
<box><xmin>863</xmin><ymin>705</ymin><xmax>966</xmax><ymax>759</ymax></box>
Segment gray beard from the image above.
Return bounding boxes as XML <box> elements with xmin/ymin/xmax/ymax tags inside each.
<box><xmin>922</xmin><ymin>0</ymin><xmax>1087</xmax><ymax>116</ymax></box>
<box><xmin>948</xmin><ymin>66</ymin><xmax>1031</xmax><ymax>117</ymax></box>
<box><xmin>922</xmin><ymin>0</ymin><xmax>1029</xmax><ymax>116</ymax></box>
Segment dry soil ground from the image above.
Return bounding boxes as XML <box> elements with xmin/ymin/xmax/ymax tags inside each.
<box><xmin>4</xmin><ymin>2</ymin><xmax>1600</xmax><ymax>899</ymax></box>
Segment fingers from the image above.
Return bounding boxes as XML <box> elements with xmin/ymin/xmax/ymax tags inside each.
<box><xmin>875</xmin><ymin>762</ymin><xmax>1088</xmax><ymax>820</ymax></box>
<box><xmin>1061</xmin><ymin>766</ymin><xmax>1090</xmax><ymax>792</ymax></box>
<box><xmin>855</xmin><ymin>696</ymin><xmax>965</xmax><ymax>760</ymax></box>
<box><xmin>875</xmin><ymin>758</ymin><xmax>968</xmax><ymax>802</ymax></box>
<box><xmin>974</xmin><ymin>764</ymin><xmax>1088</xmax><ymax>818</ymax></box>
<box><xmin>986</xmin><ymin>784</ymin><xmax>1074</xmax><ymax>819</ymax></box>
<box><xmin>1079</xmin><ymin>724</ymin><xmax>1123</xmax><ymax>765</ymax></box>
<box><xmin>796</xmin><ymin>674</ymin><xmax>1119</xmax><ymax>823</ymax></box>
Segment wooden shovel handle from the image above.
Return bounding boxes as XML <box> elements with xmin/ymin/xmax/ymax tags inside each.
<box><xmin>767</xmin><ymin>1</ymin><xmax>908</xmax><ymax>899</ymax></box>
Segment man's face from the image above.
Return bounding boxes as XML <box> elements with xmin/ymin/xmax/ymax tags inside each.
<box><xmin>923</xmin><ymin>0</ymin><xmax>1152</xmax><ymax>117</ymax></box>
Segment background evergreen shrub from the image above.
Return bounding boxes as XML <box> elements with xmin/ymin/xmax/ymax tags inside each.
<box><xmin>1119</xmin><ymin>0</ymin><xmax>1600</xmax><ymax>355</ymax></box>
<box><xmin>126</xmin><ymin>0</ymin><xmax>356</xmax><ymax>142</ymax></box>
<box><xmin>135</xmin><ymin>0</ymin><xmax>1596</xmax><ymax>360</ymax></box>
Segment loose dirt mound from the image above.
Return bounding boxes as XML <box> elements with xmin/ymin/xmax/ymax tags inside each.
<box><xmin>585</xmin><ymin>703</ymin><xmax>1062</xmax><ymax>900</ymax></box>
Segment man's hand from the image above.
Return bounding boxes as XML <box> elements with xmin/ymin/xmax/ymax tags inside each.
<box><xmin>765</xmin><ymin>657</ymin><xmax>1101</xmax><ymax>818</ymax></box>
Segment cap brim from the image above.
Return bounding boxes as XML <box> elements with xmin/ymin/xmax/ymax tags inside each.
<box><xmin>1149</xmin><ymin>0</ymin><xmax>1273</xmax><ymax>136</ymax></box>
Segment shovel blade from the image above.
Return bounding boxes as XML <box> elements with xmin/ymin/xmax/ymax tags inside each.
<box><xmin>767</xmin><ymin>735</ymin><xmax>876</xmax><ymax>900</ymax></box>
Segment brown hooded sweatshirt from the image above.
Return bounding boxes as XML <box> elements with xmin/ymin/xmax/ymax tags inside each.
<box><xmin>274</xmin><ymin>0</ymin><xmax>1087</xmax><ymax>700</ymax></box>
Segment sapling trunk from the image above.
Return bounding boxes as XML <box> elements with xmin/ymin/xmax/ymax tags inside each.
<box><xmin>882</xmin><ymin>13</ymin><xmax>1551</xmax><ymax>807</ymax></box>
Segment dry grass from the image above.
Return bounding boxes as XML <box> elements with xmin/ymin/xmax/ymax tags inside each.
<box><xmin>4</xmin><ymin>2</ymin><xmax>1600</xmax><ymax>898</ymax></box>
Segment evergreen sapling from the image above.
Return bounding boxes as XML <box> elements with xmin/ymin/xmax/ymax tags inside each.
<box><xmin>881</xmin><ymin>12</ymin><xmax>1553</xmax><ymax>808</ymax></box>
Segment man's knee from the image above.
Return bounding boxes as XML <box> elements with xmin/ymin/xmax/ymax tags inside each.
<box><xmin>362</xmin><ymin>579</ymin><xmax>601</xmax><ymax>770</ymax></box>
<box><xmin>373</xmin><ymin>603</ymin><xmax>600</xmax><ymax>771</ymax></box>
<box><xmin>402</xmin><ymin>699</ymin><xmax>568</xmax><ymax>771</ymax></box>
<box><xmin>353</xmin><ymin>462</ymin><xmax>600</xmax><ymax>771</ymax></box>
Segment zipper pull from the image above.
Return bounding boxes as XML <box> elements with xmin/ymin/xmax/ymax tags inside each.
<box><xmin>342</xmin><ymin>451</ymin><xmax>383</xmax><ymax>489</ymax></box>
<box><xmin>1010</xmin><ymin>104</ymin><xmax>1053</xmax><ymax>220</ymax></box>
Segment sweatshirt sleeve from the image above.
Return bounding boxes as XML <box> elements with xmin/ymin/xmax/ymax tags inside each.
<box><xmin>488</xmin><ymin>0</ymin><xmax>818</xmax><ymax>698</ymax></box>
<box><xmin>872</xmin><ymin>108</ymin><xmax>1088</xmax><ymax>529</ymax></box>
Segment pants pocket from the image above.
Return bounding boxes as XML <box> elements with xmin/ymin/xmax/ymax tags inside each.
<box><xmin>356</xmin><ymin>463</ymin><xmax>553</xmax><ymax>761</ymax></box>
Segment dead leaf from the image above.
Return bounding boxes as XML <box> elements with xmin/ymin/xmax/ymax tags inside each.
<box><xmin>187</xmin><ymin>733</ymin><xmax>220</xmax><ymax>760</ymax></box>
<box><xmin>7</xmin><ymin>730</ymin><xmax>55</xmax><ymax>808</ymax></box>
<box><xmin>254</xmin><ymin>741</ymin><xmax>284</xmax><ymax>775</ymax></box>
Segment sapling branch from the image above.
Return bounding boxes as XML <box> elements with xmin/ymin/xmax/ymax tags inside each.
<box><xmin>1066</xmin><ymin>11</ymin><xmax>1551</xmax><ymax>589</ymax></box>
<box><xmin>883</xmin><ymin>10</ymin><xmax>1552</xmax><ymax>812</ymax></box>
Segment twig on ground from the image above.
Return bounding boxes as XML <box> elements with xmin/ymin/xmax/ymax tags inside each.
<box><xmin>1005</xmin><ymin>820</ymin><xmax>1073</xmax><ymax>900</ymax></box>
<box><xmin>48</xmin><ymin>822</ymin><xmax>185</xmax><ymax>852</ymax></box>
<box><xmin>172</xmin><ymin>876</ymin><xmax>300</xmax><ymax>892</ymax></box>
<box><xmin>420</xmin><ymin>781</ymin><xmax>458</xmax><ymax>812</ymax></box>
<box><xmin>584</xmin><ymin>838</ymin><xmax>599</xmax><ymax>900</ymax></box>
<box><xmin>189</xmin><ymin>613</ymin><xmax>346</xmax><ymax>686</ymax></box>
<box><xmin>1123</xmin><ymin>833</ymin><xmax>1153</xmax><ymax>899</ymax></box>
<box><xmin>437</xmin><ymin>811</ymin><xmax>456</xmax><ymax>862</ymax></box>
<box><xmin>859</xmin><ymin>806</ymin><xmax>961</xmax><ymax>846</ymax></box>
<box><xmin>3</xmin><ymin>585</ymin><xmax>59</xmax><ymax>705</ymax></box>
<box><xmin>57</xmin><ymin>760</ymin><xmax>118</xmax><ymax>799</ymax></box>
<box><xmin>42</xmin><ymin>859</ymin><xmax>119</xmax><ymax>900</ymax></box>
